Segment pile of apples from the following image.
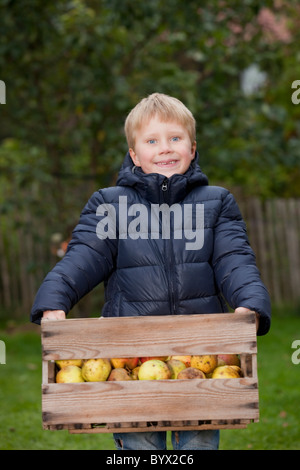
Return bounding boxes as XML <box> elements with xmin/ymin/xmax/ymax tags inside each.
<box><xmin>55</xmin><ymin>354</ymin><xmax>243</xmax><ymax>383</ymax></box>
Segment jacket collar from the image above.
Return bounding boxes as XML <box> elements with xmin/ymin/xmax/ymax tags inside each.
<box><xmin>116</xmin><ymin>151</ymin><xmax>209</xmax><ymax>204</ymax></box>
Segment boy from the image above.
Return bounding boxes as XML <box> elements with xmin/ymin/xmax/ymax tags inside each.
<box><xmin>31</xmin><ymin>93</ymin><xmax>271</xmax><ymax>450</ymax></box>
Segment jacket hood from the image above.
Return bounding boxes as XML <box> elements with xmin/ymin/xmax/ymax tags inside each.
<box><xmin>116</xmin><ymin>151</ymin><xmax>209</xmax><ymax>204</ymax></box>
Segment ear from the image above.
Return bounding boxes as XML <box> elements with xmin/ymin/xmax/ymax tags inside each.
<box><xmin>129</xmin><ymin>148</ymin><xmax>141</xmax><ymax>167</ymax></box>
<box><xmin>191</xmin><ymin>140</ymin><xmax>197</xmax><ymax>155</ymax></box>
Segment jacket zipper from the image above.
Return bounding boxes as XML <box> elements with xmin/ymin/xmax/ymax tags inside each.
<box><xmin>161</xmin><ymin>179</ymin><xmax>168</xmax><ymax>201</ymax></box>
<box><xmin>161</xmin><ymin>179</ymin><xmax>176</xmax><ymax>314</ymax></box>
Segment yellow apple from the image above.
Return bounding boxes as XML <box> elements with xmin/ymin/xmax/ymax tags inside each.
<box><xmin>211</xmin><ymin>365</ymin><xmax>241</xmax><ymax>378</ymax></box>
<box><xmin>138</xmin><ymin>359</ymin><xmax>171</xmax><ymax>380</ymax></box>
<box><xmin>55</xmin><ymin>359</ymin><xmax>83</xmax><ymax>369</ymax></box>
<box><xmin>190</xmin><ymin>355</ymin><xmax>218</xmax><ymax>374</ymax></box>
<box><xmin>228</xmin><ymin>365</ymin><xmax>243</xmax><ymax>377</ymax></box>
<box><xmin>56</xmin><ymin>365</ymin><xmax>85</xmax><ymax>383</ymax></box>
<box><xmin>81</xmin><ymin>358</ymin><xmax>111</xmax><ymax>382</ymax></box>
<box><xmin>131</xmin><ymin>366</ymin><xmax>140</xmax><ymax>380</ymax></box>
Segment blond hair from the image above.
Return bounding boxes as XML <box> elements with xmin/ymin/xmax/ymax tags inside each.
<box><xmin>124</xmin><ymin>93</ymin><xmax>196</xmax><ymax>149</ymax></box>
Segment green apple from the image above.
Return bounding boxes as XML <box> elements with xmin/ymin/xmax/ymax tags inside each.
<box><xmin>167</xmin><ymin>359</ymin><xmax>186</xmax><ymax>379</ymax></box>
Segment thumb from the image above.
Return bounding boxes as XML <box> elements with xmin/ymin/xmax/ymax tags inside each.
<box><xmin>235</xmin><ymin>307</ymin><xmax>259</xmax><ymax>332</ymax></box>
<box><xmin>234</xmin><ymin>307</ymin><xmax>253</xmax><ymax>314</ymax></box>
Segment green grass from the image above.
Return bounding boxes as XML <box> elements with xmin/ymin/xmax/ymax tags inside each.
<box><xmin>0</xmin><ymin>313</ymin><xmax>299</xmax><ymax>450</ymax></box>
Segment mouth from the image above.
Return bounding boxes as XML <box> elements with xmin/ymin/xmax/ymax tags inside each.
<box><xmin>155</xmin><ymin>159</ymin><xmax>178</xmax><ymax>167</ymax></box>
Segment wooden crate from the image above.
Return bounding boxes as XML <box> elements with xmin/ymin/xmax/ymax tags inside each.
<box><xmin>41</xmin><ymin>311</ymin><xmax>259</xmax><ymax>434</ymax></box>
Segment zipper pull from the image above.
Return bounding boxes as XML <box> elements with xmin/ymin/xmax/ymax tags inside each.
<box><xmin>162</xmin><ymin>180</ymin><xmax>168</xmax><ymax>191</ymax></box>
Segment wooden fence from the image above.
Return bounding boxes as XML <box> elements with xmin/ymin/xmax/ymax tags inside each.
<box><xmin>0</xmin><ymin>198</ymin><xmax>299</xmax><ymax>317</ymax></box>
<box><xmin>239</xmin><ymin>198</ymin><xmax>300</xmax><ymax>307</ymax></box>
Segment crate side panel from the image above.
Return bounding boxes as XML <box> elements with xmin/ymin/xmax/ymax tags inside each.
<box><xmin>41</xmin><ymin>312</ymin><xmax>257</xmax><ymax>360</ymax></box>
<box><xmin>42</xmin><ymin>378</ymin><xmax>259</xmax><ymax>426</ymax></box>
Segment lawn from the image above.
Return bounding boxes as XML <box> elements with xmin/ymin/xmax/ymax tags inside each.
<box><xmin>0</xmin><ymin>312</ymin><xmax>299</xmax><ymax>450</ymax></box>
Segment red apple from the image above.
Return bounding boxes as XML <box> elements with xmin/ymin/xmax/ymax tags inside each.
<box><xmin>171</xmin><ymin>355</ymin><xmax>191</xmax><ymax>367</ymax></box>
<box><xmin>140</xmin><ymin>356</ymin><xmax>169</xmax><ymax>363</ymax></box>
<box><xmin>107</xmin><ymin>368</ymin><xmax>132</xmax><ymax>381</ymax></box>
<box><xmin>111</xmin><ymin>357</ymin><xmax>139</xmax><ymax>370</ymax></box>
<box><xmin>124</xmin><ymin>357</ymin><xmax>140</xmax><ymax>370</ymax></box>
<box><xmin>217</xmin><ymin>354</ymin><xmax>240</xmax><ymax>367</ymax></box>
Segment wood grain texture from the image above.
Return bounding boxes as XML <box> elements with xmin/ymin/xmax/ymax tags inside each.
<box><xmin>42</xmin><ymin>377</ymin><xmax>259</xmax><ymax>426</ymax></box>
<box><xmin>41</xmin><ymin>312</ymin><xmax>257</xmax><ymax>360</ymax></box>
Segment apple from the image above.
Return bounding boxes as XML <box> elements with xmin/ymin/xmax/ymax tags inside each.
<box><xmin>190</xmin><ymin>355</ymin><xmax>218</xmax><ymax>374</ymax></box>
<box><xmin>228</xmin><ymin>365</ymin><xmax>243</xmax><ymax>377</ymax></box>
<box><xmin>211</xmin><ymin>365</ymin><xmax>241</xmax><ymax>378</ymax></box>
<box><xmin>138</xmin><ymin>359</ymin><xmax>171</xmax><ymax>380</ymax></box>
<box><xmin>125</xmin><ymin>357</ymin><xmax>140</xmax><ymax>369</ymax></box>
<box><xmin>110</xmin><ymin>358</ymin><xmax>127</xmax><ymax>368</ymax></box>
<box><xmin>131</xmin><ymin>366</ymin><xmax>140</xmax><ymax>380</ymax></box>
<box><xmin>140</xmin><ymin>356</ymin><xmax>169</xmax><ymax>363</ymax></box>
<box><xmin>111</xmin><ymin>357</ymin><xmax>139</xmax><ymax>370</ymax></box>
<box><xmin>107</xmin><ymin>368</ymin><xmax>132</xmax><ymax>381</ymax></box>
<box><xmin>217</xmin><ymin>354</ymin><xmax>240</xmax><ymax>367</ymax></box>
<box><xmin>56</xmin><ymin>365</ymin><xmax>85</xmax><ymax>383</ymax></box>
<box><xmin>171</xmin><ymin>355</ymin><xmax>191</xmax><ymax>367</ymax></box>
<box><xmin>81</xmin><ymin>358</ymin><xmax>111</xmax><ymax>382</ymax></box>
<box><xmin>166</xmin><ymin>359</ymin><xmax>186</xmax><ymax>379</ymax></box>
<box><xmin>177</xmin><ymin>367</ymin><xmax>206</xmax><ymax>380</ymax></box>
<box><xmin>55</xmin><ymin>359</ymin><xmax>83</xmax><ymax>369</ymax></box>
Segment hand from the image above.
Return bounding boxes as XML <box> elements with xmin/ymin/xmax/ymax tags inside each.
<box><xmin>43</xmin><ymin>310</ymin><xmax>66</xmax><ymax>320</ymax></box>
<box><xmin>234</xmin><ymin>307</ymin><xmax>260</xmax><ymax>332</ymax></box>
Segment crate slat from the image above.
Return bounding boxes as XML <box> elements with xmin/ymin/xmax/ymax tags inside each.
<box><xmin>42</xmin><ymin>376</ymin><xmax>258</xmax><ymax>425</ymax></box>
<box><xmin>42</xmin><ymin>312</ymin><xmax>256</xmax><ymax>360</ymax></box>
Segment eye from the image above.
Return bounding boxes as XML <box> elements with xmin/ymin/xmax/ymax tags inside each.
<box><xmin>171</xmin><ymin>136</ymin><xmax>180</xmax><ymax>142</ymax></box>
<box><xmin>147</xmin><ymin>139</ymin><xmax>157</xmax><ymax>144</ymax></box>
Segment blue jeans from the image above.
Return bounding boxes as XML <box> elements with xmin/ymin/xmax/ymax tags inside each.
<box><xmin>113</xmin><ymin>430</ymin><xmax>220</xmax><ymax>450</ymax></box>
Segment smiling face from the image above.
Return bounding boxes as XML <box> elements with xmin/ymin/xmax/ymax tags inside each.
<box><xmin>129</xmin><ymin>116</ymin><xmax>196</xmax><ymax>178</ymax></box>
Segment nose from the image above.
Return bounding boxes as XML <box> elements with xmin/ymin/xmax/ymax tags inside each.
<box><xmin>158</xmin><ymin>138</ymin><xmax>172</xmax><ymax>154</ymax></box>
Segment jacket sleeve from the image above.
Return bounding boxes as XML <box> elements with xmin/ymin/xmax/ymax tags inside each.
<box><xmin>212</xmin><ymin>191</ymin><xmax>271</xmax><ymax>336</ymax></box>
<box><xmin>30</xmin><ymin>191</ymin><xmax>117</xmax><ymax>324</ymax></box>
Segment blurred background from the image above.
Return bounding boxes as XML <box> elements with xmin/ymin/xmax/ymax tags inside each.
<box><xmin>0</xmin><ymin>0</ymin><xmax>300</xmax><ymax>320</ymax></box>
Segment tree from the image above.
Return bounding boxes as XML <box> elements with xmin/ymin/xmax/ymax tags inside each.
<box><xmin>1</xmin><ymin>0</ymin><xmax>299</xmax><ymax>205</ymax></box>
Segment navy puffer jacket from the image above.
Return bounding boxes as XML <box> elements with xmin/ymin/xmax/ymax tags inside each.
<box><xmin>31</xmin><ymin>152</ymin><xmax>271</xmax><ymax>335</ymax></box>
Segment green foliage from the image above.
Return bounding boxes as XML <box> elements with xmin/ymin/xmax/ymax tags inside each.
<box><xmin>1</xmin><ymin>0</ymin><xmax>300</xmax><ymax>200</ymax></box>
<box><xmin>0</xmin><ymin>0</ymin><xmax>299</xmax><ymax>234</ymax></box>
